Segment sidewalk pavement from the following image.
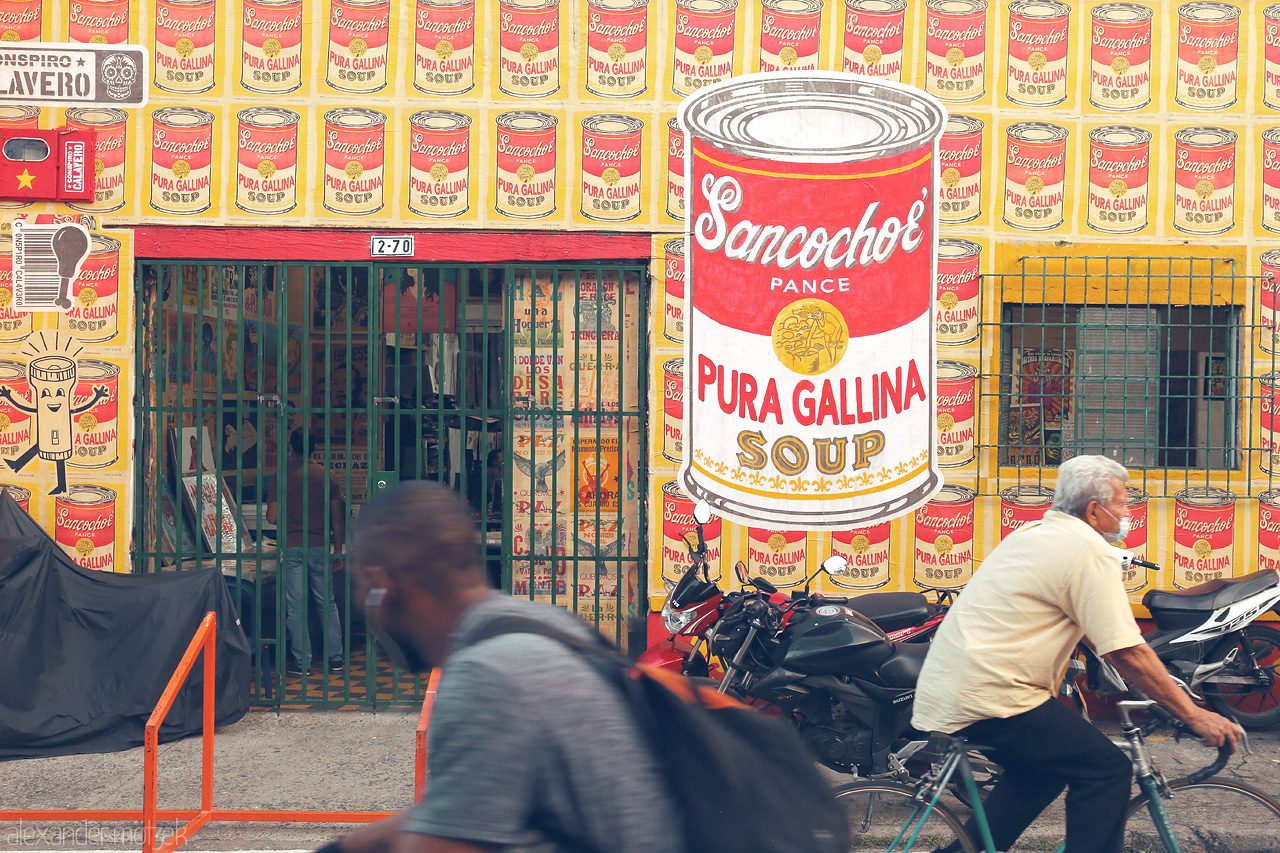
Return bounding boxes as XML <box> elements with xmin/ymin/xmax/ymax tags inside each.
<box><xmin>1</xmin><ymin>709</ymin><xmax>1279</xmax><ymax>851</ymax></box>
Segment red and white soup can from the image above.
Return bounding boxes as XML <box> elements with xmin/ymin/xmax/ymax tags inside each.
<box><xmin>0</xmin><ymin>359</ymin><xmax>33</xmax><ymax>462</ymax></box>
<box><xmin>65</xmin><ymin>108</ymin><xmax>128</xmax><ymax>214</ymax></box>
<box><xmin>153</xmin><ymin>0</ymin><xmax>217</xmax><ymax>95</ymax></box>
<box><xmin>842</xmin><ymin>0</ymin><xmax>906</xmax><ymax>81</ymax></box>
<box><xmin>829</xmin><ymin>523</ymin><xmax>891</xmax><ymax>589</ymax></box>
<box><xmin>1173</xmin><ymin>487</ymin><xmax>1236</xmax><ymax>589</ymax></box>
<box><xmin>1006</xmin><ymin>0</ymin><xmax>1070</xmax><ymax>108</ymax></box>
<box><xmin>0</xmin><ymin>483</ymin><xmax>31</xmax><ymax>513</ymax></box>
<box><xmin>935</xmin><ymin>238</ymin><xmax>981</xmax><ymax>347</ymax></box>
<box><xmin>580</xmin><ymin>114</ymin><xmax>643</xmax><ymax>222</ymax></box>
<box><xmin>939</xmin><ymin>114</ymin><xmax>983</xmax><ymax>225</ymax></box>
<box><xmin>495</xmin><ymin>111</ymin><xmax>558</xmax><ymax>219</ymax></box>
<box><xmin>666</xmin><ymin>116</ymin><xmax>685</xmax><ymax>221</ymax></box>
<box><xmin>663</xmin><ymin>237</ymin><xmax>685</xmax><ymax>345</ymax></box>
<box><xmin>1175</xmin><ymin>1</ymin><xmax>1239</xmax><ymax>112</ymax></box>
<box><xmin>59</xmin><ymin>234</ymin><xmax>120</xmax><ymax>344</ymax></box>
<box><xmin>586</xmin><ymin>0</ymin><xmax>649</xmax><ymax>98</ymax></box>
<box><xmin>326</xmin><ymin>0</ymin><xmax>390</xmax><ymax>94</ymax></box>
<box><xmin>68</xmin><ymin>0</ymin><xmax>129</xmax><ymax>44</ymax></box>
<box><xmin>758</xmin><ymin>0</ymin><xmax>822</xmax><ymax>73</ymax></box>
<box><xmin>1089</xmin><ymin>3</ymin><xmax>1153</xmax><ymax>112</ymax></box>
<box><xmin>1264</xmin><ymin>127</ymin><xmax>1280</xmax><ymax>235</ymax></box>
<box><xmin>999</xmin><ymin>484</ymin><xmax>1052</xmax><ymax>539</ymax></box>
<box><xmin>661</xmin><ymin>479</ymin><xmax>722</xmax><ymax>584</ymax></box>
<box><xmin>924</xmin><ymin>0</ymin><xmax>988</xmax><ymax>104</ymax></box>
<box><xmin>1260</xmin><ymin>251</ymin><xmax>1280</xmax><ymax>356</ymax></box>
<box><xmin>1121</xmin><ymin>485</ymin><xmax>1150</xmax><ymax>593</ymax></box>
<box><xmin>150</xmin><ymin>106</ymin><xmax>214</xmax><ymax>216</ymax></box>
<box><xmin>662</xmin><ymin>357</ymin><xmax>684</xmax><ymax>463</ymax></box>
<box><xmin>323</xmin><ymin>107</ymin><xmax>386</xmax><ymax>217</ymax></box>
<box><xmin>1087</xmin><ymin>125</ymin><xmax>1151</xmax><ymax>235</ymax></box>
<box><xmin>236</xmin><ymin>106</ymin><xmax>299</xmax><ymax>216</ymax></box>
<box><xmin>415</xmin><ymin>0</ymin><xmax>476</xmax><ymax>96</ymax></box>
<box><xmin>747</xmin><ymin>527</ymin><xmax>808</xmax><ymax>589</ymax></box>
<box><xmin>409</xmin><ymin>110</ymin><xmax>471</xmax><ymax>218</ymax></box>
<box><xmin>1261</xmin><ymin>371</ymin><xmax>1280</xmax><ymax>472</ymax></box>
<box><xmin>0</xmin><ymin>105</ymin><xmax>38</xmax><ymax>211</ymax></box>
<box><xmin>1266</xmin><ymin>5</ymin><xmax>1280</xmax><ymax>112</ymax></box>
<box><xmin>914</xmin><ymin>484</ymin><xmax>976</xmax><ymax>589</ymax></box>
<box><xmin>0</xmin><ymin>0</ymin><xmax>41</xmax><ymax>42</ymax></box>
<box><xmin>0</xmin><ymin>236</ymin><xmax>32</xmax><ymax>343</ymax></box>
<box><xmin>71</xmin><ymin>359</ymin><xmax>119</xmax><ymax>469</ymax></box>
<box><xmin>56</xmin><ymin>484</ymin><xmax>117</xmax><ymax>572</ymax></box>
<box><xmin>1003</xmin><ymin>121</ymin><xmax>1068</xmax><ymax>231</ymax></box>
<box><xmin>498</xmin><ymin>0</ymin><xmax>561</xmax><ymax>98</ymax></box>
<box><xmin>937</xmin><ymin>360</ymin><xmax>977</xmax><ymax>468</ymax></box>
<box><xmin>1259</xmin><ymin>489</ymin><xmax>1280</xmax><ymax>574</ymax></box>
<box><xmin>671</xmin><ymin>0</ymin><xmax>738</xmax><ymax>98</ymax></box>
<box><xmin>240</xmin><ymin>0</ymin><xmax>304</xmax><ymax>95</ymax></box>
<box><xmin>1173</xmin><ymin>125</ymin><xmax>1236</xmax><ymax>237</ymax></box>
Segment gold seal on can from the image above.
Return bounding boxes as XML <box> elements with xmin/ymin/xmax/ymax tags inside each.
<box><xmin>934</xmin><ymin>535</ymin><xmax>954</xmax><ymax>554</ymax></box>
<box><xmin>1193</xmin><ymin>539</ymin><xmax>1212</xmax><ymax>558</ymax></box>
<box><xmin>850</xmin><ymin>534</ymin><xmax>870</xmax><ymax>553</ymax></box>
<box><xmin>771</xmin><ymin>299</ymin><xmax>849</xmax><ymax>375</ymax></box>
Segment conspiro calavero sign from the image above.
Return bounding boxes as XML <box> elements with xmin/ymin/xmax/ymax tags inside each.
<box><xmin>0</xmin><ymin>44</ymin><xmax>148</xmax><ymax>107</ymax></box>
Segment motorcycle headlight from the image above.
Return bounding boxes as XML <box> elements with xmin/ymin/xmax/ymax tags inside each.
<box><xmin>662</xmin><ymin>599</ymin><xmax>697</xmax><ymax>634</ymax></box>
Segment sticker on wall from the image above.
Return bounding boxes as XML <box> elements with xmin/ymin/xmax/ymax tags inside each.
<box><xmin>924</xmin><ymin>0</ymin><xmax>988</xmax><ymax>104</ymax></box>
<box><xmin>1089</xmin><ymin>2</ymin><xmax>1153</xmax><ymax>112</ymax></box>
<box><xmin>842</xmin><ymin>0</ymin><xmax>906</xmax><ymax>80</ymax></box>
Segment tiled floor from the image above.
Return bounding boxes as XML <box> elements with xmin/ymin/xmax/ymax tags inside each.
<box><xmin>249</xmin><ymin>648</ymin><xmax>428</xmax><ymax>709</ymax></box>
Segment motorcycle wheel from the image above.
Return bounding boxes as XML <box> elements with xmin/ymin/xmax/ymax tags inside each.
<box><xmin>1203</xmin><ymin>624</ymin><xmax>1280</xmax><ymax>730</ymax></box>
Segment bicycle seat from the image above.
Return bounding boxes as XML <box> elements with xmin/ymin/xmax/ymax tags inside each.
<box><xmin>848</xmin><ymin>592</ymin><xmax>934</xmax><ymax>634</ymax></box>
<box><xmin>1142</xmin><ymin>568</ymin><xmax>1279</xmax><ymax>614</ymax></box>
<box><xmin>871</xmin><ymin>641</ymin><xmax>929</xmax><ymax>688</ymax></box>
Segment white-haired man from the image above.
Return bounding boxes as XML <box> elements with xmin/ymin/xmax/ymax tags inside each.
<box><xmin>914</xmin><ymin>455</ymin><xmax>1242</xmax><ymax>853</ymax></box>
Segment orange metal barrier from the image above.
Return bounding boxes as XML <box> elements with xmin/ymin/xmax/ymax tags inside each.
<box><xmin>414</xmin><ymin>669</ymin><xmax>442</xmax><ymax>804</ymax></box>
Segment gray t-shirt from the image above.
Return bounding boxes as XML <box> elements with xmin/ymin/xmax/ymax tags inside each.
<box><xmin>403</xmin><ymin>594</ymin><xmax>684</xmax><ymax>852</ymax></box>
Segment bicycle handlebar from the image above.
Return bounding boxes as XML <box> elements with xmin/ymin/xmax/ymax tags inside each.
<box><xmin>1184</xmin><ymin>744</ymin><xmax>1234</xmax><ymax>785</ymax></box>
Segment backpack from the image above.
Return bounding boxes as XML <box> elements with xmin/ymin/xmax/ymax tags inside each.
<box><xmin>466</xmin><ymin>616</ymin><xmax>851</xmax><ymax>853</ymax></box>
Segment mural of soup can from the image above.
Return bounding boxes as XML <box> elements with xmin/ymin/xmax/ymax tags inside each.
<box><xmin>679</xmin><ymin>75</ymin><xmax>946</xmax><ymax>528</ymax></box>
<box><xmin>1089</xmin><ymin>3</ymin><xmax>1153</xmax><ymax>112</ymax></box>
<box><xmin>666</xmin><ymin>116</ymin><xmax>685</xmax><ymax>220</ymax></box>
<box><xmin>1005</xmin><ymin>0</ymin><xmax>1070</xmax><ymax>108</ymax></box>
<box><xmin>935</xmin><ymin>238</ymin><xmax>981</xmax><ymax>346</ymax></box>
<box><xmin>586</xmin><ymin>0</ymin><xmax>649</xmax><ymax>98</ymax></box>
<box><xmin>495</xmin><ymin>111</ymin><xmax>558</xmax><ymax>218</ymax></box>
<box><xmin>71</xmin><ymin>359</ymin><xmax>119</xmax><ymax>469</ymax></box>
<box><xmin>409</xmin><ymin>110</ymin><xmax>471</xmax><ymax>218</ymax></box>
<box><xmin>663</xmin><ymin>237</ymin><xmax>685</xmax><ymax>345</ymax></box>
<box><xmin>326</xmin><ymin>0</ymin><xmax>391</xmax><ymax>94</ymax></box>
<box><xmin>1261</xmin><ymin>371</ymin><xmax>1280</xmax><ymax>473</ymax></box>
<box><xmin>661</xmin><ymin>479</ymin><xmax>722</xmax><ymax>584</ymax></box>
<box><xmin>580</xmin><ymin>114</ymin><xmax>643</xmax><ymax>222</ymax></box>
<box><xmin>999</xmin><ymin>483</ymin><xmax>1053</xmax><ymax>539</ymax></box>
<box><xmin>747</xmin><ymin>527</ymin><xmax>808</xmax><ymax>588</ymax></box>
<box><xmin>1087</xmin><ymin>125</ymin><xmax>1151</xmax><ymax>235</ymax></box>
<box><xmin>1264</xmin><ymin>127</ymin><xmax>1280</xmax><ymax>235</ymax></box>
<box><xmin>924</xmin><ymin>0</ymin><xmax>988</xmax><ymax>104</ymax></box>
<box><xmin>758</xmin><ymin>0</ymin><xmax>822</xmax><ymax>73</ymax></box>
<box><xmin>671</xmin><ymin>0</ymin><xmax>737</xmax><ymax>98</ymax></box>
<box><xmin>55</xmin><ymin>484</ymin><xmax>117</xmax><ymax>572</ymax></box>
<box><xmin>662</xmin><ymin>357</ymin><xmax>684</xmax><ymax>463</ymax></box>
<box><xmin>1261</xmin><ymin>252</ymin><xmax>1280</xmax><ymax>356</ymax></box>
<box><xmin>68</xmin><ymin>0</ymin><xmax>128</xmax><ymax>44</ymax></box>
<box><xmin>830</xmin><ymin>522</ymin><xmax>891</xmax><ymax>589</ymax></box>
<box><xmin>240</xmin><ymin>0</ymin><xmax>304</xmax><ymax>95</ymax></box>
<box><xmin>0</xmin><ymin>0</ymin><xmax>41</xmax><ymax>42</ymax></box>
<box><xmin>0</xmin><ymin>483</ymin><xmax>31</xmax><ymax>513</ymax></box>
<box><xmin>59</xmin><ymin>234</ymin><xmax>121</xmax><ymax>344</ymax></box>
<box><xmin>1003</xmin><ymin>121</ymin><xmax>1068</xmax><ymax>231</ymax></box>
<box><xmin>323</xmin><ymin>107</ymin><xmax>386</xmax><ymax>216</ymax></box>
<box><xmin>236</xmin><ymin>106</ymin><xmax>300</xmax><ymax>216</ymax></box>
<box><xmin>415</xmin><ymin>0</ymin><xmax>476</xmax><ymax>95</ymax></box>
<box><xmin>1259</xmin><ymin>489</ymin><xmax>1280</xmax><ymax>574</ymax></box>
<box><xmin>842</xmin><ymin>0</ymin><xmax>906</xmax><ymax>81</ymax></box>
<box><xmin>0</xmin><ymin>359</ymin><xmax>33</xmax><ymax>463</ymax></box>
<box><xmin>150</xmin><ymin>106</ymin><xmax>215</xmax><ymax>216</ymax></box>
<box><xmin>65</xmin><ymin>108</ymin><xmax>128</xmax><ymax>214</ymax></box>
<box><xmin>153</xmin><ymin>0</ymin><xmax>217</xmax><ymax>95</ymax></box>
<box><xmin>939</xmin><ymin>114</ymin><xmax>982</xmax><ymax>225</ymax></box>
<box><xmin>1172</xmin><ymin>126</ymin><xmax>1236</xmax><ymax>236</ymax></box>
<box><xmin>0</xmin><ymin>236</ymin><xmax>32</xmax><ymax>344</ymax></box>
<box><xmin>1174</xmin><ymin>1</ymin><xmax>1239</xmax><ymax>112</ymax></box>
<box><xmin>1173</xmin><ymin>486</ymin><xmax>1235</xmax><ymax>589</ymax></box>
<box><xmin>914</xmin><ymin>483</ymin><xmax>976</xmax><ymax>589</ymax></box>
<box><xmin>1267</xmin><ymin>5</ymin><xmax>1280</xmax><ymax>112</ymax></box>
<box><xmin>498</xmin><ymin>0</ymin><xmax>561</xmax><ymax>98</ymax></box>
<box><xmin>1120</xmin><ymin>484</ymin><xmax>1150</xmax><ymax>593</ymax></box>
<box><xmin>936</xmin><ymin>360</ymin><xmax>977</xmax><ymax>468</ymax></box>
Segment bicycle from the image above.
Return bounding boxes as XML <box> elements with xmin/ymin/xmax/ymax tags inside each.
<box><xmin>833</xmin><ymin>699</ymin><xmax>1280</xmax><ymax>852</ymax></box>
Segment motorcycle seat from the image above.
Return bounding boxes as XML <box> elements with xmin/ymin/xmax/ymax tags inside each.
<box><xmin>1142</xmin><ymin>568</ymin><xmax>1279</xmax><ymax>614</ymax></box>
<box><xmin>872</xmin><ymin>641</ymin><xmax>930</xmax><ymax>689</ymax></box>
<box><xmin>849</xmin><ymin>592</ymin><xmax>934</xmax><ymax>634</ymax></box>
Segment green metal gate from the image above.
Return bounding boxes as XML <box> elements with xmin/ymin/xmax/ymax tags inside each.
<box><xmin>134</xmin><ymin>260</ymin><xmax>648</xmax><ymax>707</ymax></box>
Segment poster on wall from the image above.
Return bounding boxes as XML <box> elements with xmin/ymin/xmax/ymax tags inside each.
<box><xmin>1012</xmin><ymin>349</ymin><xmax>1074</xmax><ymax>466</ymax></box>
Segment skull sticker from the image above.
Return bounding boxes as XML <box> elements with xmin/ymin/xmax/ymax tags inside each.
<box><xmin>101</xmin><ymin>54</ymin><xmax>137</xmax><ymax>101</ymax></box>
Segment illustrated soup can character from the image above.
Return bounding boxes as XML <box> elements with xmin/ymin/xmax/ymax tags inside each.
<box><xmin>59</xmin><ymin>234</ymin><xmax>121</xmax><ymax>344</ymax></box>
<box><xmin>1003</xmin><ymin>121</ymin><xmax>1068</xmax><ymax>231</ymax></box>
<box><xmin>671</xmin><ymin>0</ymin><xmax>737</xmax><ymax>98</ymax></box>
<box><xmin>939</xmin><ymin>114</ymin><xmax>983</xmax><ymax>224</ymax></box>
<box><xmin>0</xmin><ymin>483</ymin><xmax>31</xmax><ymax>513</ymax></box>
<box><xmin>236</xmin><ymin>106</ymin><xmax>300</xmax><ymax>216</ymax></box>
<box><xmin>0</xmin><ymin>105</ymin><xmax>38</xmax><ymax>211</ymax></box>
<box><xmin>495</xmin><ymin>111</ymin><xmax>558</xmax><ymax>219</ymax></box>
<box><xmin>1266</xmin><ymin>5</ymin><xmax>1280</xmax><ymax>111</ymax></box>
<box><xmin>1259</xmin><ymin>490</ymin><xmax>1280</xmax><ymax>574</ymax></box>
<box><xmin>758</xmin><ymin>0</ymin><xmax>822</xmax><ymax>73</ymax></box>
<box><xmin>936</xmin><ymin>360</ymin><xmax>977</xmax><ymax>468</ymax></box>
<box><xmin>663</xmin><ymin>237</ymin><xmax>685</xmax><ymax>344</ymax></box>
<box><xmin>1087</xmin><ymin>125</ymin><xmax>1151</xmax><ymax>235</ymax></box>
<box><xmin>415</xmin><ymin>0</ymin><xmax>476</xmax><ymax>96</ymax></box>
<box><xmin>1175</xmin><ymin>1</ymin><xmax>1239</xmax><ymax>112</ymax></box>
<box><xmin>1261</xmin><ymin>251</ymin><xmax>1280</xmax><ymax>356</ymax></box>
<box><xmin>55</xmin><ymin>484</ymin><xmax>117</xmax><ymax>572</ymax></box>
<box><xmin>678</xmin><ymin>75</ymin><xmax>947</xmax><ymax>528</ymax></box>
<box><xmin>1005</xmin><ymin>0</ymin><xmax>1071</xmax><ymax>108</ymax></box>
<box><xmin>1120</xmin><ymin>484</ymin><xmax>1150</xmax><ymax>593</ymax></box>
<box><xmin>326</xmin><ymin>0</ymin><xmax>391</xmax><ymax>94</ymax></box>
<box><xmin>746</xmin><ymin>527</ymin><xmax>807</xmax><ymax>588</ymax></box>
<box><xmin>1173</xmin><ymin>486</ymin><xmax>1235</xmax><ymax>589</ymax></box>
<box><xmin>842</xmin><ymin>0</ymin><xmax>906</xmax><ymax>81</ymax></box>
<box><xmin>661</xmin><ymin>479</ymin><xmax>722</xmax><ymax>584</ymax></box>
<box><xmin>69</xmin><ymin>0</ymin><xmax>129</xmax><ymax>43</ymax></box>
<box><xmin>935</xmin><ymin>238</ymin><xmax>981</xmax><ymax>346</ymax></box>
<box><xmin>0</xmin><ymin>236</ymin><xmax>33</xmax><ymax>343</ymax></box>
<box><xmin>580</xmin><ymin>114</ymin><xmax>643</xmax><ymax>223</ymax></box>
<box><xmin>0</xmin><ymin>359</ymin><xmax>33</xmax><ymax>463</ymax></box>
<box><xmin>150</xmin><ymin>106</ymin><xmax>214</xmax><ymax>216</ymax></box>
<box><xmin>1261</xmin><ymin>371</ymin><xmax>1280</xmax><ymax>472</ymax></box>
<box><xmin>924</xmin><ymin>0</ymin><xmax>988</xmax><ymax>104</ymax></box>
<box><xmin>153</xmin><ymin>0</ymin><xmax>217</xmax><ymax>95</ymax></box>
<box><xmin>666</xmin><ymin>116</ymin><xmax>686</xmax><ymax>220</ymax></box>
<box><xmin>71</xmin><ymin>359</ymin><xmax>119</xmax><ymax>469</ymax></box>
<box><xmin>408</xmin><ymin>110</ymin><xmax>471</xmax><ymax>218</ymax></box>
<box><xmin>241</xmin><ymin>0</ymin><xmax>304</xmax><ymax>95</ymax></box>
<box><xmin>829</xmin><ymin>523</ymin><xmax>891</xmax><ymax>589</ymax></box>
<box><xmin>0</xmin><ymin>0</ymin><xmax>41</xmax><ymax>42</ymax></box>
<box><xmin>1172</xmin><ymin>125</ymin><xmax>1236</xmax><ymax>237</ymax></box>
<box><xmin>586</xmin><ymin>0</ymin><xmax>649</xmax><ymax>98</ymax></box>
<box><xmin>323</xmin><ymin>107</ymin><xmax>386</xmax><ymax>216</ymax></box>
<box><xmin>498</xmin><ymin>0</ymin><xmax>561</xmax><ymax>98</ymax></box>
<box><xmin>1264</xmin><ymin>127</ymin><xmax>1280</xmax><ymax>235</ymax></box>
<box><xmin>1089</xmin><ymin>2</ymin><xmax>1153</xmax><ymax>112</ymax></box>
<box><xmin>65</xmin><ymin>108</ymin><xmax>128</xmax><ymax>214</ymax></box>
<box><xmin>914</xmin><ymin>484</ymin><xmax>975</xmax><ymax>589</ymax></box>
<box><xmin>662</xmin><ymin>357</ymin><xmax>684</xmax><ymax>463</ymax></box>
<box><xmin>999</xmin><ymin>484</ymin><xmax>1052</xmax><ymax>539</ymax></box>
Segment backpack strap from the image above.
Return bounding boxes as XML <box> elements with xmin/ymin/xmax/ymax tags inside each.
<box><xmin>461</xmin><ymin>615</ymin><xmax>627</xmax><ymax>663</ymax></box>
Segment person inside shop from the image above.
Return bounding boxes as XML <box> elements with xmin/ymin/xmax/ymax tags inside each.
<box><xmin>267</xmin><ymin>428</ymin><xmax>346</xmax><ymax>675</ymax></box>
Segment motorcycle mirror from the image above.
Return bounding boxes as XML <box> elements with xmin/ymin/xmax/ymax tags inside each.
<box><xmin>693</xmin><ymin>500</ymin><xmax>713</xmax><ymax>525</ymax></box>
<box><xmin>1113</xmin><ymin>549</ymin><xmax>1135</xmax><ymax>570</ymax></box>
<box><xmin>734</xmin><ymin>560</ymin><xmax>749</xmax><ymax>585</ymax></box>
<box><xmin>822</xmin><ymin>554</ymin><xmax>851</xmax><ymax>577</ymax></box>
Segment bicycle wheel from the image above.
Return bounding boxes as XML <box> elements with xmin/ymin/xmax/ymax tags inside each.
<box><xmin>832</xmin><ymin>781</ymin><xmax>978</xmax><ymax>853</ymax></box>
<box><xmin>1122</xmin><ymin>778</ymin><xmax>1280</xmax><ymax>853</ymax></box>
<box><xmin>1203</xmin><ymin>624</ymin><xmax>1280</xmax><ymax>729</ymax></box>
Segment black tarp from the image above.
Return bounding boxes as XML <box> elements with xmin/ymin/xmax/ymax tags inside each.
<box><xmin>0</xmin><ymin>490</ymin><xmax>250</xmax><ymax>759</ymax></box>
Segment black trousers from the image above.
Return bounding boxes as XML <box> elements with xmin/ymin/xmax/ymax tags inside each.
<box><xmin>956</xmin><ymin>697</ymin><xmax>1133</xmax><ymax>853</ymax></box>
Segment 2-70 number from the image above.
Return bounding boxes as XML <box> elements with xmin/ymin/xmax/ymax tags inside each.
<box><xmin>370</xmin><ymin>236</ymin><xmax>414</xmax><ymax>257</ymax></box>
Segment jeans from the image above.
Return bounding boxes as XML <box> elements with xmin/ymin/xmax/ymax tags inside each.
<box><xmin>283</xmin><ymin>547</ymin><xmax>343</xmax><ymax>672</ymax></box>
